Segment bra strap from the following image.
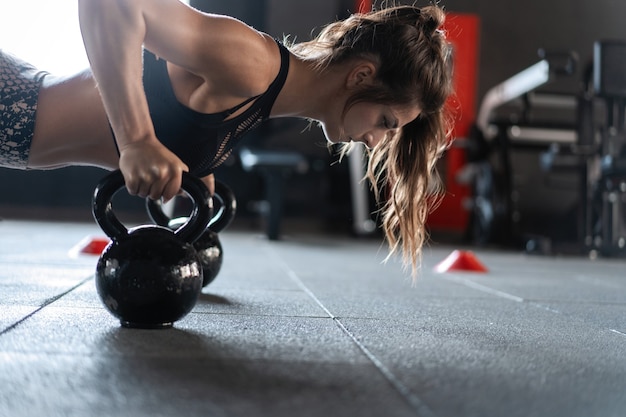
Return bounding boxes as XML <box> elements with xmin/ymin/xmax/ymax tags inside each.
<box><xmin>219</xmin><ymin>94</ymin><xmax>261</xmax><ymax>120</ymax></box>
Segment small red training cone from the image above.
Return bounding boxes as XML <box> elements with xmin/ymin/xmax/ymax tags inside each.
<box><xmin>68</xmin><ymin>235</ymin><xmax>111</xmax><ymax>257</ymax></box>
<box><xmin>434</xmin><ymin>250</ymin><xmax>488</xmax><ymax>273</ymax></box>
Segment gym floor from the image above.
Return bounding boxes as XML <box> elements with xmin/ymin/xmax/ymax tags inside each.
<box><xmin>1</xmin><ymin>218</ymin><xmax>625</xmax><ymax>417</ymax></box>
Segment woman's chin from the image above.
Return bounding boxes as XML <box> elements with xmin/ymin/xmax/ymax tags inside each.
<box><xmin>320</xmin><ymin>125</ymin><xmax>340</xmax><ymax>144</ymax></box>
<box><xmin>323</xmin><ymin>132</ymin><xmax>346</xmax><ymax>145</ymax></box>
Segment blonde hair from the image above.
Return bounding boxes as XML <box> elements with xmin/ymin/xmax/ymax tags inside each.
<box><xmin>291</xmin><ymin>4</ymin><xmax>454</xmax><ymax>277</ymax></box>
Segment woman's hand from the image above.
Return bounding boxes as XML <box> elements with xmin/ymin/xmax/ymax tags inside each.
<box><xmin>200</xmin><ymin>174</ymin><xmax>215</xmax><ymax>196</ymax></box>
<box><xmin>118</xmin><ymin>140</ymin><xmax>189</xmax><ymax>202</ymax></box>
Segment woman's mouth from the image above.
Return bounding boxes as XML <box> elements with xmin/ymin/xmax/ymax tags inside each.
<box><xmin>350</xmin><ymin>137</ymin><xmax>369</xmax><ymax>148</ymax></box>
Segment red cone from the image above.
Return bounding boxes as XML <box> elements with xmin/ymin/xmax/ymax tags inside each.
<box><xmin>69</xmin><ymin>235</ymin><xmax>111</xmax><ymax>257</ymax></box>
<box><xmin>434</xmin><ymin>250</ymin><xmax>488</xmax><ymax>273</ymax></box>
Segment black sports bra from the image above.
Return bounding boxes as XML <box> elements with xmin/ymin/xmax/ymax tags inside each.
<box><xmin>141</xmin><ymin>41</ymin><xmax>290</xmax><ymax>177</ymax></box>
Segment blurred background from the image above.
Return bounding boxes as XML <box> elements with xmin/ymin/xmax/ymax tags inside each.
<box><xmin>1</xmin><ymin>0</ymin><xmax>625</xmax><ymax>256</ymax></box>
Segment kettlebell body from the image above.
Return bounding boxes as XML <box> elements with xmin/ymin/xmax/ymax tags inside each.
<box><xmin>147</xmin><ymin>180</ymin><xmax>236</xmax><ymax>287</ymax></box>
<box><xmin>170</xmin><ymin>219</ymin><xmax>223</xmax><ymax>287</ymax></box>
<box><xmin>93</xmin><ymin>170</ymin><xmax>211</xmax><ymax>329</ymax></box>
<box><xmin>96</xmin><ymin>226</ymin><xmax>203</xmax><ymax>328</ymax></box>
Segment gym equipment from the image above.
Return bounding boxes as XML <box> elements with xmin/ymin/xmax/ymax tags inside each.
<box><xmin>348</xmin><ymin>145</ymin><xmax>377</xmax><ymax>235</ymax></box>
<box><xmin>146</xmin><ymin>180</ymin><xmax>237</xmax><ymax>286</ymax></box>
<box><xmin>92</xmin><ymin>170</ymin><xmax>211</xmax><ymax>329</ymax></box>
<box><xmin>586</xmin><ymin>40</ymin><xmax>626</xmax><ymax>256</ymax></box>
<box><xmin>540</xmin><ymin>40</ymin><xmax>626</xmax><ymax>257</ymax></box>
<box><xmin>471</xmin><ymin>39</ymin><xmax>626</xmax><ymax>258</ymax></box>
<box><xmin>468</xmin><ymin>49</ymin><xmax>580</xmax><ymax>249</ymax></box>
<box><xmin>239</xmin><ymin>147</ymin><xmax>308</xmax><ymax>240</ymax></box>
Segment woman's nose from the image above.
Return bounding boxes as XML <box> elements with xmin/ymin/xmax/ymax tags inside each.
<box><xmin>366</xmin><ymin>129</ymin><xmax>387</xmax><ymax>148</ymax></box>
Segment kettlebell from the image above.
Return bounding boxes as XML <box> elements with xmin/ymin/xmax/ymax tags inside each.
<box><xmin>146</xmin><ymin>180</ymin><xmax>237</xmax><ymax>287</ymax></box>
<box><xmin>92</xmin><ymin>170</ymin><xmax>212</xmax><ymax>329</ymax></box>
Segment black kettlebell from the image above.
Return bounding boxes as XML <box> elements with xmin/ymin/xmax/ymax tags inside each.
<box><xmin>146</xmin><ymin>180</ymin><xmax>237</xmax><ymax>287</ymax></box>
<box><xmin>92</xmin><ymin>170</ymin><xmax>212</xmax><ymax>329</ymax></box>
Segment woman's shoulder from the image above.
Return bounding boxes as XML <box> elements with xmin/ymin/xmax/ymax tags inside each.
<box><xmin>199</xmin><ymin>30</ymin><xmax>283</xmax><ymax>98</ymax></box>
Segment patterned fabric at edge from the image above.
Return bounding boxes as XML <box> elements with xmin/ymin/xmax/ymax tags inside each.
<box><xmin>0</xmin><ymin>50</ymin><xmax>47</xmax><ymax>169</ymax></box>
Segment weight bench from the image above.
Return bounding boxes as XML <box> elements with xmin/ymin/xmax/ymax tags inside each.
<box><xmin>239</xmin><ymin>147</ymin><xmax>308</xmax><ymax>240</ymax></box>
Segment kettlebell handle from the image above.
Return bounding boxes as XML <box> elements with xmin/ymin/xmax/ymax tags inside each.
<box><xmin>92</xmin><ymin>170</ymin><xmax>212</xmax><ymax>243</ymax></box>
<box><xmin>146</xmin><ymin>180</ymin><xmax>237</xmax><ymax>233</ymax></box>
<box><xmin>209</xmin><ymin>181</ymin><xmax>237</xmax><ymax>233</ymax></box>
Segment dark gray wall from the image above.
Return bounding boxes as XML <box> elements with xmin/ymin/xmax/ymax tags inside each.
<box><xmin>416</xmin><ymin>0</ymin><xmax>625</xmax><ymax>100</ymax></box>
<box><xmin>211</xmin><ymin>0</ymin><xmax>626</xmax><ymax>105</ymax></box>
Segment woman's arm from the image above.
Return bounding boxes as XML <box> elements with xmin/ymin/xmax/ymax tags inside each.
<box><xmin>78</xmin><ymin>0</ymin><xmax>275</xmax><ymax>200</ymax></box>
<box><xmin>79</xmin><ymin>0</ymin><xmax>186</xmax><ymax>201</ymax></box>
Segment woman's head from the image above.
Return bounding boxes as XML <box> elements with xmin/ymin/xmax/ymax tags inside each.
<box><xmin>292</xmin><ymin>4</ymin><xmax>454</xmax><ymax>277</ymax></box>
<box><xmin>292</xmin><ymin>4</ymin><xmax>451</xmax><ymax>124</ymax></box>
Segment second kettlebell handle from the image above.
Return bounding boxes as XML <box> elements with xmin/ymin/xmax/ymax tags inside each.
<box><xmin>209</xmin><ymin>181</ymin><xmax>237</xmax><ymax>233</ymax></box>
<box><xmin>146</xmin><ymin>180</ymin><xmax>237</xmax><ymax>233</ymax></box>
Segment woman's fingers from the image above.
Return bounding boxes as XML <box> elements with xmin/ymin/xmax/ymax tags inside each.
<box><xmin>123</xmin><ymin>166</ymin><xmax>180</xmax><ymax>200</ymax></box>
<box><xmin>118</xmin><ymin>141</ymin><xmax>189</xmax><ymax>201</ymax></box>
<box><xmin>160</xmin><ymin>172</ymin><xmax>185</xmax><ymax>202</ymax></box>
<box><xmin>200</xmin><ymin>174</ymin><xmax>215</xmax><ymax>196</ymax></box>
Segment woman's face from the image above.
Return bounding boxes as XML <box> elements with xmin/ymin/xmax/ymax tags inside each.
<box><xmin>322</xmin><ymin>101</ymin><xmax>421</xmax><ymax>149</ymax></box>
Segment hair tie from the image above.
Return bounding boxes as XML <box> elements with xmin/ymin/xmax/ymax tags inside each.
<box><xmin>424</xmin><ymin>15</ymin><xmax>439</xmax><ymax>36</ymax></box>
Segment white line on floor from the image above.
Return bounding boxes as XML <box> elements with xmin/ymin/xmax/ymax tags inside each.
<box><xmin>440</xmin><ymin>275</ymin><xmax>525</xmax><ymax>303</ymax></box>
<box><xmin>265</xmin><ymin>245</ymin><xmax>439</xmax><ymax>417</ymax></box>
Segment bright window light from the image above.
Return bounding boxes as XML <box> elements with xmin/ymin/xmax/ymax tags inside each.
<box><xmin>0</xmin><ymin>0</ymin><xmax>191</xmax><ymax>75</ymax></box>
<box><xmin>0</xmin><ymin>1</ymin><xmax>89</xmax><ymax>75</ymax></box>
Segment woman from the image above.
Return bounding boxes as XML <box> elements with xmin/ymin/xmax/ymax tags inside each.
<box><xmin>0</xmin><ymin>0</ymin><xmax>453</xmax><ymax>275</ymax></box>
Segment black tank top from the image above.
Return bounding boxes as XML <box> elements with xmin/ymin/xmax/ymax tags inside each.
<box><xmin>141</xmin><ymin>41</ymin><xmax>290</xmax><ymax>177</ymax></box>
